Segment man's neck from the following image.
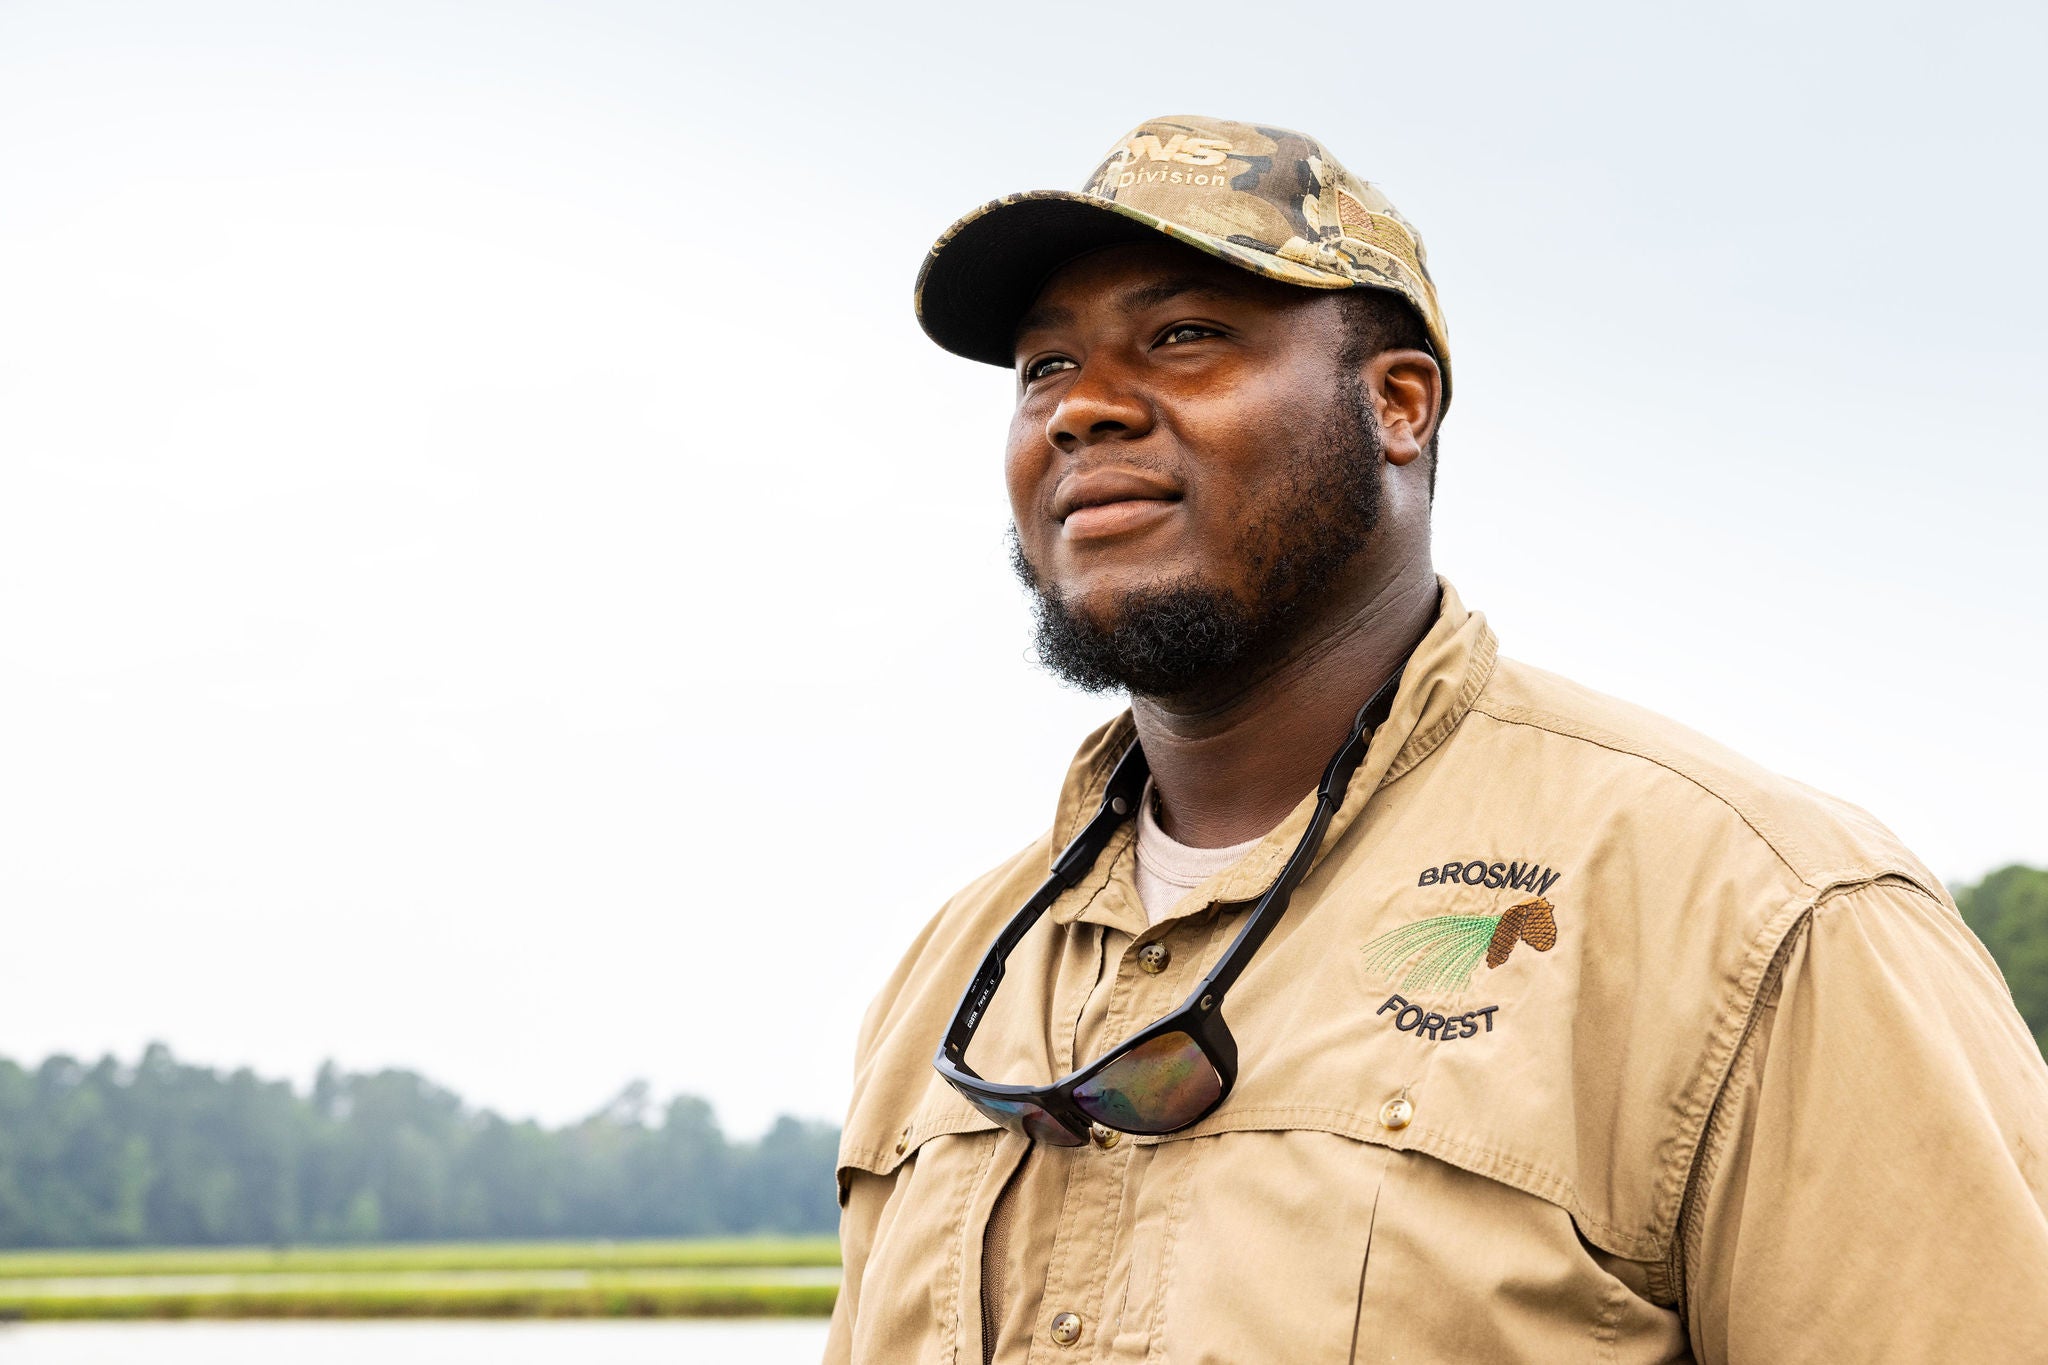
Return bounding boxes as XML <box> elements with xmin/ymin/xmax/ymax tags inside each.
<box><xmin>1131</xmin><ymin>561</ymin><xmax>1437</xmax><ymax>849</ymax></box>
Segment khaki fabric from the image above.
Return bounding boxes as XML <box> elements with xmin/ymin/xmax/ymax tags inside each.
<box><xmin>828</xmin><ymin>582</ymin><xmax>2048</xmax><ymax>1364</ymax></box>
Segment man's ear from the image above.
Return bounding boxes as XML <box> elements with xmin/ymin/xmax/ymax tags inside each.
<box><xmin>1363</xmin><ymin>348</ymin><xmax>1442</xmax><ymax>467</ymax></box>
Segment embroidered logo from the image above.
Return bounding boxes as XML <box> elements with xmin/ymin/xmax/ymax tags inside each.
<box><xmin>1360</xmin><ymin>896</ymin><xmax>1559</xmax><ymax>993</ymax></box>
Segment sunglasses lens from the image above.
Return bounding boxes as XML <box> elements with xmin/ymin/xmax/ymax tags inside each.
<box><xmin>1019</xmin><ymin>1107</ymin><xmax>1085</xmax><ymax>1146</ymax></box>
<box><xmin>962</xmin><ymin>1092</ymin><xmax>1087</xmax><ymax>1147</ymax></box>
<box><xmin>1071</xmin><ymin>1031</ymin><xmax>1223</xmax><ymax>1136</ymax></box>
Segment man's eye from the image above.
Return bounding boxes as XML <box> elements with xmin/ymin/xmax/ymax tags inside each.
<box><xmin>1159</xmin><ymin>324</ymin><xmax>1217</xmax><ymax>345</ymax></box>
<box><xmin>1022</xmin><ymin>356</ymin><xmax>1076</xmax><ymax>383</ymax></box>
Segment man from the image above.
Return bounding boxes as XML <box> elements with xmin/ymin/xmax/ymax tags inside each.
<box><xmin>827</xmin><ymin>116</ymin><xmax>2048</xmax><ymax>1363</ymax></box>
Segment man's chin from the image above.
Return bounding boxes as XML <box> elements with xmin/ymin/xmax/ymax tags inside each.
<box><xmin>1024</xmin><ymin>579</ymin><xmax>1266</xmax><ymax>699</ymax></box>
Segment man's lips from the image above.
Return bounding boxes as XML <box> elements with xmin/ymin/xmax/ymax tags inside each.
<box><xmin>1052</xmin><ymin>468</ymin><xmax>1182</xmax><ymax>541</ymax></box>
<box><xmin>1062</xmin><ymin>499</ymin><xmax>1178</xmax><ymax>540</ymax></box>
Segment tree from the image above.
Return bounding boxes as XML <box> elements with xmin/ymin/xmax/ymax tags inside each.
<box><xmin>1955</xmin><ymin>863</ymin><xmax>2048</xmax><ymax>1056</ymax></box>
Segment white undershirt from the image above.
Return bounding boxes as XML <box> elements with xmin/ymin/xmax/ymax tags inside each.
<box><xmin>1132</xmin><ymin>779</ymin><xmax>1269</xmax><ymax>927</ymax></box>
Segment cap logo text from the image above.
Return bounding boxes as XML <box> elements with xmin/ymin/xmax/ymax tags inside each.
<box><xmin>1115</xmin><ymin>133</ymin><xmax>1233</xmax><ymax>168</ymax></box>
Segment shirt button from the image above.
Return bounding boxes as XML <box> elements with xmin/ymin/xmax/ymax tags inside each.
<box><xmin>1137</xmin><ymin>942</ymin><xmax>1171</xmax><ymax>974</ymax></box>
<box><xmin>1049</xmin><ymin>1311</ymin><xmax>1083</xmax><ymax>1346</ymax></box>
<box><xmin>1088</xmin><ymin>1123</ymin><xmax>1121</xmax><ymax>1150</ymax></box>
<box><xmin>1379</xmin><ymin>1095</ymin><xmax>1413</xmax><ymax>1130</ymax></box>
<box><xmin>894</xmin><ymin>1126</ymin><xmax>911</xmax><ymax>1156</ymax></box>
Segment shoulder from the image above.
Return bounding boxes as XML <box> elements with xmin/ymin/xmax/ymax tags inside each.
<box><xmin>837</xmin><ymin>828</ymin><xmax>1055</xmax><ymax>1170</ymax></box>
<box><xmin>1349</xmin><ymin>650</ymin><xmax>1991</xmax><ymax>1272</ymax></box>
<box><xmin>850</xmin><ymin>710</ymin><xmax>1135</xmax><ymax>1075</ymax></box>
<box><xmin>853</xmin><ymin>832</ymin><xmax>1053</xmax><ymax>1069</ymax></box>
<box><xmin>1461</xmin><ymin>653</ymin><xmax>1940</xmax><ymax>899</ymax></box>
<box><xmin>839</xmin><ymin>713</ymin><xmax>1136</xmax><ymax>1168</ymax></box>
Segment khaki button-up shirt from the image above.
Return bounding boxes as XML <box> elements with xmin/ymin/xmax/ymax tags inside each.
<box><xmin>828</xmin><ymin>583</ymin><xmax>2048</xmax><ymax>1364</ymax></box>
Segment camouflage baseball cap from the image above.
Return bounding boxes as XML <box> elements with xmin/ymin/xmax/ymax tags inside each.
<box><xmin>915</xmin><ymin>114</ymin><xmax>1451</xmax><ymax>396</ymax></box>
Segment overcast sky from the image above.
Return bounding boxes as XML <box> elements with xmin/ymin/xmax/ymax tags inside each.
<box><xmin>1</xmin><ymin>0</ymin><xmax>2042</xmax><ymax>1136</ymax></box>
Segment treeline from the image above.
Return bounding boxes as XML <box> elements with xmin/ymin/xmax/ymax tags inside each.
<box><xmin>0</xmin><ymin>1046</ymin><xmax>837</xmax><ymax>1248</ymax></box>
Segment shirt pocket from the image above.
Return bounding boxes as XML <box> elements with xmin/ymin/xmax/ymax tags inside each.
<box><xmin>1103</xmin><ymin>1127</ymin><xmax>1391</xmax><ymax>1365</ymax></box>
<box><xmin>1351</xmin><ymin>1150</ymin><xmax>1690</xmax><ymax>1365</ymax></box>
<box><xmin>838</xmin><ymin>1114</ymin><xmax>1003</xmax><ymax>1365</ymax></box>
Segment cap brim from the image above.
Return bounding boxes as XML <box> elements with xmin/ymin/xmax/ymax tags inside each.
<box><xmin>914</xmin><ymin>191</ymin><xmax>1352</xmax><ymax>370</ymax></box>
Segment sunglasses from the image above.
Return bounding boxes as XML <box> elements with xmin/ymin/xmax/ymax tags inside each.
<box><xmin>932</xmin><ymin>667</ymin><xmax>1404</xmax><ymax>1147</ymax></box>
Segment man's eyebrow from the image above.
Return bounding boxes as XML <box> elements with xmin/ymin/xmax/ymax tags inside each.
<box><xmin>1014</xmin><ymin>300</ymin><xmax>1074</xmax><ymax>339</ymax></box>
<box><xmin>1118</xmin><ymin>275</ymin><xmax>1242</xmax><ymax>314</ymax></box>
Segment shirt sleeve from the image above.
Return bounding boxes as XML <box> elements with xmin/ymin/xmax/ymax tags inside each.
<box><xmin>1684</xmin><ymin>877</ymin><xmax>2048</xmax><ymax>1363</ymax></box>
<box><xmin>824</xmin><ymin>985</ymin><xmax>895</xmax><ymax>1365</ymax></box>
<box><xmin>822</xmin><ymin>1168</ymin><xmax>882</xmax><ymax>1364</ymax></box>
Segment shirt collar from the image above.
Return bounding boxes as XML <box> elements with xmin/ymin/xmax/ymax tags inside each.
<box><xmin>1042</xmin><ymin>577</ymin><xmax>1498</xmax><ymax>928</ymax></box>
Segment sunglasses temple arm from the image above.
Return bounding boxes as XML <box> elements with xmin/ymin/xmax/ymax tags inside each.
<box><xmin>1196</xmin><ymin>794</ymin><xmax>1339</xmax><ymax>1002</ymax></box>
<box><xmin>1192</xmin><ymin>667</ymin><xmax>1403</xmax><ymax>1003</ymax></box>
<box><xmin>937</xmin><ymin>876</ymin><xmax>1062</xmax><ymax>1065</ymax></box>
<box><xmin>941</xmin><ymin>739</ymin><xmax>1151</xmax><ymax>1064</ymax></box>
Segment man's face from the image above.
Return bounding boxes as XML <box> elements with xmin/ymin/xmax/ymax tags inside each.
<box><xmin>1005</xmin><ymin>240</ymin><xmax>1386</xmax><ymax>698</ymax></box>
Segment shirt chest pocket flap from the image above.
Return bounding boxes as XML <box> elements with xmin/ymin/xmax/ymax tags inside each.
<box><xmin>837</xmin><ymin>1084</ymin><xmax>1000</xmax><ymax>1360</ymax></box>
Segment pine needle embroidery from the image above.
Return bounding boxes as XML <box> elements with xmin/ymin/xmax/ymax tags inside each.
<box><xmin>1361</xmin><ymin>897</ymin><xmax>1558</xmax><ymax>992</ymax></box>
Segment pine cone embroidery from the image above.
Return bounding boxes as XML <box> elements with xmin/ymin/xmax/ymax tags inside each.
<box><xmin>1360</xmin><ymin>898</ymin><xmax>1563</xmax><ymax>992</ymax></box>
<box><xmin>1519</xmin><ymin>900</ymin><xmax>1558</xmax><ymax>952</ymax></box>
<box><xmin>1486</xmin><ymin>897</ymin><xmax>1557</xmax><ymax>968</ymax></box>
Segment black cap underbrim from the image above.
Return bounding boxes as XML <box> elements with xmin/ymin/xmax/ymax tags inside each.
<box><xmin>914</xmin><ymin>193</ymin><xmax>1241</xmax><ymax>370</ymax></box>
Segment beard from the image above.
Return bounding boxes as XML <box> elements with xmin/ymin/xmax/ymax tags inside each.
<box><xmin>1010</xmin><ymin>372</ymin><xmax>1386</xmax><ymax>700</ymax></box>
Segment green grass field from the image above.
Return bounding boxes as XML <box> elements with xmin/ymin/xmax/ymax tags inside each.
<box><xmin>0</xmin><ymin>1238</ymin><xmax>842</xmax><ymax>1320</ymax></box>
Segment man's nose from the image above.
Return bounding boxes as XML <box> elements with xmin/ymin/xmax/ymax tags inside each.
<box><xmin>1046</xmin><ymin>362</ymin><xmax>1154</xmax><ymax>451</ymax></box>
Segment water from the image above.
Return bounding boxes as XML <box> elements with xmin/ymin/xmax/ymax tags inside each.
<box><xmin>0</xmin><ymin>1319</ymin><xmax>829</xmax><ymax>1363</ymax></box>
